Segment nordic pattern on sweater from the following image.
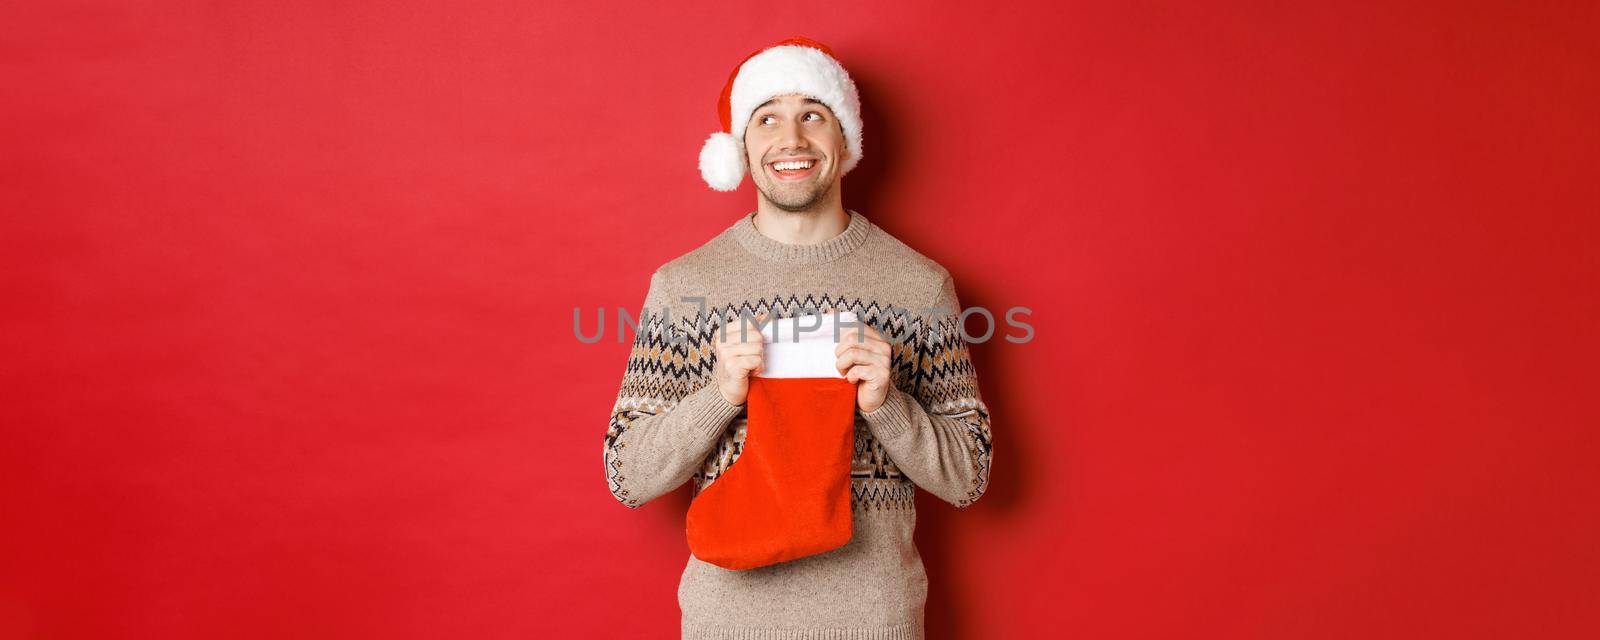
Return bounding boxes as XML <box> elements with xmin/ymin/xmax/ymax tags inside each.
<box><xmin>603</xmin><ymin>286</ymin><xmax>992</xmax><ymax>512</ymax></box>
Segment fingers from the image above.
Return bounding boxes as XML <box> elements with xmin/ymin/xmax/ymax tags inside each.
<box><xmin>715</xmin><ymin>340</ymin><xmax>764</xmax><ymax>374</ymax></box>
<box><xmin>835</xmin><ymin>347</ymin><xmax>890</xmax><ymax>377</ymax></box>
<box><xmin>713</xmin><ymin>340</ymin><xmax>763</xmax><ymax>406</ymax></box>
<box><xmin>709</xmin><ymin>311</ymin><xmax>772</xmax><ymax>406</ymax></box>
<box><xmin>715</xmin><ymin>311</ymin><xmax>770</xmax><ymax>344</ymax></box>
<box><xmin>718</xmin><ymin>341</ymin><xmax>764</xmax><ymax>357</ymax></box>
<box><xmin>833</xmin><ymin>321</ymin><xmax>891</xmax><ymax>383</ymax></box>
<box><xmin>834</xmin><ymin>331</ymin><xmax>891</xmax><ymax>358</ymax></box>
<box><xmin>837</xmin><ymin>324</ymin><xmax>866</xmax><ymax>344</ymax></box>
<box><xmin>836</xmin><ymin>322</ymin><xmax>885</xmax><ymax>344</ymax></box>
<box><xmin>842</xmin><ymin>362</ymin><xmax>889</xmax><ymax>386</ymax></box>
<box><xmin>714</xmin><ymin>312</ymin><xmax>767</xmax><ymax>381</ymax></box>
<box><xmin>717</xmin><ymin>327</ymin><xmax>765</xmax><ymax>364</ymax></box>
<box><xmin>724</xmin><ymin>353</ymin><xmax>763</xmax><ymax>374</ymax></box>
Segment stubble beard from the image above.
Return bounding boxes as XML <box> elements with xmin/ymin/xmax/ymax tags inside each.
<box><xmin>753</xmin><ymin>161</ymin><xmax>832</xmax><ymax>213</ymax></box>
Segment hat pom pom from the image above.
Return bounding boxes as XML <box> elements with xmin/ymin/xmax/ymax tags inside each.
<box><xmin>698</xmin><ymin>131</ymin><xmax>746</xmax><ymax>192</ymax></box>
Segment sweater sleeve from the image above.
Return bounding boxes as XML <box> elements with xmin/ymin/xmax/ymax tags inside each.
<box><xmin>603</xmin><ymin>270</ymin><xmax>744</xmax><ymax>509</ymax></box>
<box><xmin>859</xmin><ymin>273</ymin><xmax>995</xmax><ymax>508</ymax></box>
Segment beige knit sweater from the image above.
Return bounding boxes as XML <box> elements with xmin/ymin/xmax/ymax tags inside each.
<box><xmin>602</xmin><ymin>209</ymin><xmax>994</xmax><ymax>639</ymax></box>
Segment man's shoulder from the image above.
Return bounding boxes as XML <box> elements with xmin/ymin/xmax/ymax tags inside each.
<box><xmin>867</xmin><ymin>222</ymin><xmax>950</xmax><ymax>280</ymax></box>
<box><xmin>861</xmin><ymin>221</ymin><xmax>953</xmax><ymax>306</ymax></box>
<box><xmin>649</xmin><ymin>226</ymin><xmax>736</xmax><ymax>284</ymax></box>
<box><xmin>637</xmin><ymin>222</ymin><xmax>743</xmax><ymax>307</ymax></box>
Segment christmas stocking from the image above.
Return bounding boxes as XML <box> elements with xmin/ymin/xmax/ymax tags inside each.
<box><xmin>685</xmin><ymin>311</ymin><xmax>860</xmax><ymax>570</ymax></box>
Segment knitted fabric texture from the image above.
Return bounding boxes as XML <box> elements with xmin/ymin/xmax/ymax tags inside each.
<box><xmin>602</xmin><ymin>209</ymin><xmax>994</xmax><ymax>639</ymax></box>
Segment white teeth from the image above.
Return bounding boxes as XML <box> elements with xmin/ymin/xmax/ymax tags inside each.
<box><xmin>772</xmin><ymin>160</ymin><xmax>815</xmax><ymax>171</ymax></box>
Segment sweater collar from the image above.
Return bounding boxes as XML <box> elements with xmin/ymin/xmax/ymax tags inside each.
<box><xmin>729</xmin><ymin>209</ymin><xmax>873</xmax><ymax>265</ymax></box>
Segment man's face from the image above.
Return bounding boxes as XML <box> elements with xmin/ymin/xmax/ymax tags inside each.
<box><xmin>744</xmin><ymin>93</ymin><xmax>849</xmax><ymax>212</ymax></box>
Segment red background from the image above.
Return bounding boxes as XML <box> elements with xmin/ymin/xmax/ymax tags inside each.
<box><xmin>3</xmin><ymin>2</ymin><xmax>1597</xmax><ymax>638</ymax></box>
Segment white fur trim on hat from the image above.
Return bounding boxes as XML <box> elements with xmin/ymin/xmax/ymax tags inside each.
<box><xmin>700</xmin><ymin>44</ymin><xmax>863</xmax><ymax>191</ymax></box>
<box><xmin>699</xmin><ymin>131</ymin><xmax>745</xmax><ymax>192</ymax></box>
<box><xmin>731</xmin><ymin>44</ymin><xmax>862</xmax><ymax>176</ymax></box>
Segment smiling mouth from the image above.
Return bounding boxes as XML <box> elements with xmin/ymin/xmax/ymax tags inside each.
<box><xmin>768</xmin><ymin>158</ymin><xmax>819</xmax><ymax>181</ymax></box>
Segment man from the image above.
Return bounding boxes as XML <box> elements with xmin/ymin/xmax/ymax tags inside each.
<box><xmin>602</xmin><ymin>36</ymin><xmax>993</xmax><ymax>639</ymax></box>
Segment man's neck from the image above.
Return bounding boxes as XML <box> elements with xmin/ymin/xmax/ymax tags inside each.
<box><xmin>751</xmin><ymin>201</ymin><xmax>850</xmax><ymax>246</ymax></box>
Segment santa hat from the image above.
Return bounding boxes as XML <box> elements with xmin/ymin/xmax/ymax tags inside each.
<box><xmin>697</xmin><ymin>36</ymin><xmax>864</xmax><ymax>192</ymax></box>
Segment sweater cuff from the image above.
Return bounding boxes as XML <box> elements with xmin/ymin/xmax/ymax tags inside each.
<box><xmin>679</xmin><ymin>382</ymin><xmax>745</xmax><ymax>440</ymax></box>
<box><xmin>860</xmin><ymin>385</ymin><xmax>916</xmax><ymax>440</ymax></box>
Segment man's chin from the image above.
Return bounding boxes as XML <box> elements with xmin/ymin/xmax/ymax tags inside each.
<box><xmin>767</xmin><ymin>192</ymin><xmax>822</xmax><ymax>211</ymax></box>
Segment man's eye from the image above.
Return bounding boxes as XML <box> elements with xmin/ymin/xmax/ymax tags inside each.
<box><xmin>805</xmin><ymin>112</ymin><xmax>823</xmax><ymax>122</ymax></box>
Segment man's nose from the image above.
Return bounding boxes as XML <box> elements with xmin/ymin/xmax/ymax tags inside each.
<box><xmin>777</xmin><ymin>117</ymin><xmax>808</xmax><ymax>150</ymax></box>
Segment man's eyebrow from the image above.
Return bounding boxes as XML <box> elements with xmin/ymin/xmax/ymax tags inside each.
<box><xmin>755</xmin><ymin>97</ymin><xmax>828</xmax><ymax>111</ymax></box>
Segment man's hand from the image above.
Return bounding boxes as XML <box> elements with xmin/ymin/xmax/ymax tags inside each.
<box><xmin>711</xmin><ymin>311</ymin><xmax>767</xmax><ymax>406</ymax></box>
<box><xmin>836</xmin><ymin>321</ymin><xmax>894</xmax><ymax>413</ymax></box>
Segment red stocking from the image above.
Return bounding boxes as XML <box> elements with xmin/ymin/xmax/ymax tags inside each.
<box><xmin>685</xmin><ymin>313</ymin><xmax>859</xmax><ymax>570</ymax></box>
